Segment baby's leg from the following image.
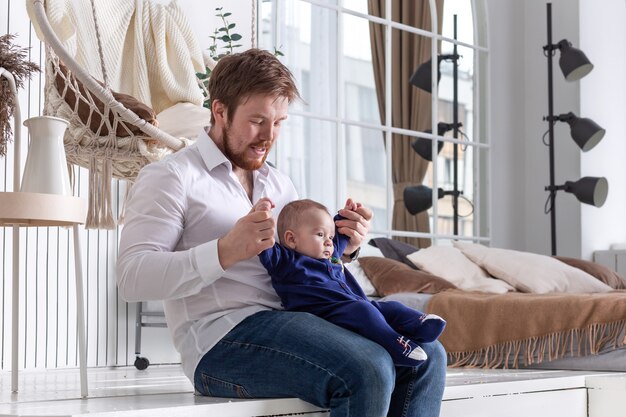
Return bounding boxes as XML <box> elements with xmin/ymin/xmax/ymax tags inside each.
<box><xmin>327</xmin><ymin>300</ymin><xmax>427</xmax><ymax>367</ymax></box>
<box><xmin>372</xmin><ymin>300</ymin><xmax>446</xmax><ymax>343</ymax></box>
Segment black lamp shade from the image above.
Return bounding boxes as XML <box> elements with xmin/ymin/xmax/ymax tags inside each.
<box><xmin>558</xmin><ymin>40</ymin><xmax>594</xmax><ymax>81</ymax></box>
<box><xmin>564</xmin><ymin>176</ymin><xmax>608</xmax><ymax>207</ymax></box>
<box><xmin>404</xmin><ymin>185</ymin><xmax>444</xmax><ymax>215</ymax></box>
<box><xmin>409</xmin><ymin>58</ymin><xmax>441</xmax><ymax>93</ymax></box>
<box><xmin>412</xmin><ymin>138</ymin><xmax>444</xmax><ymax>161</ymax></box>
<box><xmin>565</xmin><ymin>113</ymin><xmax>606</xmax><ymax>152</ymax></box>
<box><xmin>411</xmin><ymin>122</ymin><xmax>454</xmax><ymax>161</ymax></box>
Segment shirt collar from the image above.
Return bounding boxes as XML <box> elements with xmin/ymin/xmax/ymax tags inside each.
<box><xmin>196</xmin><ymin>127</ymin><xmax>270</xmax><ymax>178</ymax></box>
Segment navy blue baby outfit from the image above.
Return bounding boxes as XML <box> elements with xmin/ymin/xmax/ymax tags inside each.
<box><xmin>258</xmin><ymin>215</ymin><xmax>444</xmax><ymax>367</ymax></box>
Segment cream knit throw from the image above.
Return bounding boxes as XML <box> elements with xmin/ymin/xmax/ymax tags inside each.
<box><xmin>28</xmin><ymin>0</ymin><xmax>205</xmax><ymax>113</ymax></box>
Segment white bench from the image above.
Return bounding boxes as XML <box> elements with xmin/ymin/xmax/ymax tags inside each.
<box><xmin>3</xmin><ymin>366</ymin><xmax>624</xmax><ymax>417</ymax></box>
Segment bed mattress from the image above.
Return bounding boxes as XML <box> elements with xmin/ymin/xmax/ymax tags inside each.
<box><xmin>379</xmin><ymin>292</ymin><xmax>626</xmax><ymax>372</ymax></box>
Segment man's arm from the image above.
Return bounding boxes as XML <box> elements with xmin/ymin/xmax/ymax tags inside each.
<box><xmin>116</xmin><ymin>162</ymin><xmax>215</xmax><ymax>302</ymax></box>
<box><xmin>116</xmin><ymin>163</ymin><xmax>276</xmax><ymax>302</ymax></box>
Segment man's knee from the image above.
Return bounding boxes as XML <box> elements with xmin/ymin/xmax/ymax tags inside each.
<box><xmin>425</xmin><ymin>340</ymin><xmax>447</xmax><ymax>365</ymax></box>
<box><xmin>421</xmin><ymin>340</ymin><xmax>447</xmax><ymax>385</ymax></box>
<box><xmin>340</xmin><ymin>340</ymin><xmax>396</xmax><ymax>397</ymax></box>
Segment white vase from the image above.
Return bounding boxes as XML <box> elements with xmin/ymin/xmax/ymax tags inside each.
<box><xmin>20</xmin><ymin>116</ymin><xmax>72</xmax><ymax>195</ymax></box>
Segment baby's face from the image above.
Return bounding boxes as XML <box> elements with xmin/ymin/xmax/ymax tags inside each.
<box><xmin>290</xmin><ymin>209</ymin><xmax>335</xmax><ymax>259</ymax></box>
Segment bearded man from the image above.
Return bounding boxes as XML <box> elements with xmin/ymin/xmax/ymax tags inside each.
<box><xmin>117</xmin><ymin>49</ymin><xmax>446</xmax><ymax>417</ymax></box>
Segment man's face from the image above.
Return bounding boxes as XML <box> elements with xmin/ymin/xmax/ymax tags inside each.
<box><xmin>220</xmin><ymin>94</ymin><xmax>289</xmax><ymax>170</ymax></box>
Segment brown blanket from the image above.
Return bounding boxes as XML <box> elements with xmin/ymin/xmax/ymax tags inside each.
<box><xmin>427</xmin><ymin>289</ymin><xmax>626</xmax><ymax>368</ymax></box>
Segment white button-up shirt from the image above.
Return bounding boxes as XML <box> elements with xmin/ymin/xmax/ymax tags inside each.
<box><xmin>116</xmin><ymin>128</ymin><xmax>298</xmax><ymax>381</ymax></box>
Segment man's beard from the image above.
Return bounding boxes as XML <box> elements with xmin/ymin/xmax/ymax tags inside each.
<box><xmin>222</xmin><ymin>124</ymin><xmax>271</xmax><ymax>170</ymax></box>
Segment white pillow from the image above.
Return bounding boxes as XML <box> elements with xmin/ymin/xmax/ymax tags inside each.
<box><xmin>345</xmin><ymin>260</ymin><xmax>377</xmax><ymax>297</ymax></box>
<box><xmin>359</xmin><ymin>243</ymin><xmax>385</xmax><ymax>258</ymax></box>
<box><xmin>406</xmin><ymin>246</ymin><xmax>514</xmax><ymax>293</ymax></box>
<box><xmin>157</xmin><ymin>102</ymin><xmax>212</xmax><ymax>140</ymax></box>
<box><xmin>453</xmin><ymin>241</ymin><xmax>613</xmax><ymax>294</ymax></box>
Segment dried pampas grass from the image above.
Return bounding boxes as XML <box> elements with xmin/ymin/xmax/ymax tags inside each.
<box><xmin>0</xmin><ymin>34</ymin><xmax>40</xmax><ymax>157</ymax></box>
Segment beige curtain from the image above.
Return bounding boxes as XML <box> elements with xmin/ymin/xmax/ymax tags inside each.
<box><xmin>368</xmin><ymin>0</ymin><xmax>444</xmax><ymax>248</ymax></box>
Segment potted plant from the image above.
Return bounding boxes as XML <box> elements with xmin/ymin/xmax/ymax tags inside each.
<box><xmin>0</xmin><ymin>33</ymin><xmax>40</xmax><ymax>157</ymax></box>
<box><xmin>197</xmin><ymin>8</ymin><xmax>283</xmax><ymax>109</ymax></box>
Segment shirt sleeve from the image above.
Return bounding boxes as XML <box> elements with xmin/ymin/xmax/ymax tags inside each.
<box><xmin>116</xmin><ymin>161</ymin><xmax>224</xmax><ymax>302</ymax></box>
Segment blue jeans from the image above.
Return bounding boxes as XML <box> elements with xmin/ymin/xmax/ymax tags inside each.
<box><xmin>194</xmin><ymin>310</ymin><xmax>446</xmax><ymax>417</ymax></box>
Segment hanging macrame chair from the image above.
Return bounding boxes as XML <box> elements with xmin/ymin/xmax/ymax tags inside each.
<box><xmin>28</xmin><ymin>0</ymin><xmax>257</xmax><ymax>229</ymax></box>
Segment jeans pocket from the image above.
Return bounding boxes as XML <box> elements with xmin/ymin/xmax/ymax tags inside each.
<box><xmin>200</xmin><ymin>373</ymin><xmax>252</xmax><ymax>399</ymax></box>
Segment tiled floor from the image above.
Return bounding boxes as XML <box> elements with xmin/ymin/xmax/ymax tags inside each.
<box><xmin>0</xmin><ymin>365</ymin><xmax>617</xmax><ymax>416</ymax></box>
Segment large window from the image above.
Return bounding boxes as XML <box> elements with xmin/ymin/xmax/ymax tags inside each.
<box><xmin>259</xmin><ymin>0</ymin><xmax>489</xmax><ymax>246</ymax></box>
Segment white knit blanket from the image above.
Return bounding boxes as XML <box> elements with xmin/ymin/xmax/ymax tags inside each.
<box><xmin>28</xmin><ymin>0</ymin><xmax>205</xmax><ymax>113</ymax></box>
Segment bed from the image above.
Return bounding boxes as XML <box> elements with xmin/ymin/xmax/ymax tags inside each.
<box><xmin>349</xmin><ymin>238</ymin><xmax>626</xmax><ymax>371</ymax></box>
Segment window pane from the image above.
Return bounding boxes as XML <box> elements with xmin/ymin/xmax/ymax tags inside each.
<box><xmin>259</xmin><ymin>1</ymin><xmax>339</xmax><ymax>118</ymax></box>
<box><xmin>344</xmin><ymin>0</ymin><xmax>376</xmax><ymax>16</ymax></box>
<box><xmin>343</xmin><ymin>14</ymin><xmax>382</xmax><ymax>125</ymax></box>
<box><xmin>442</xmin><ymin>0</ymin><xmax>474</xmax><ymax>46</ymax></box>
<box><xmin>419</xmin><ymin>140</ymin><xmax>477</xmax><ymax>238</ymax></box>
<box><xmin>390</xmin><ymin>30</ymin><xmax>433</xmax><ymax>132</ymax></box>
<box><xmin>344</xmin><ymin>125</ymin><xmax>388</xmax><ymax>232</ymax></box>
<box><xmin>269</xmin><ymin>116</ymin><xmax>339</xmax><ymax>211</ymax></box>
<box><xmin>391</xmin><ymin>0</ymin><xmax>439</xmax><ymax>31</ymax></box>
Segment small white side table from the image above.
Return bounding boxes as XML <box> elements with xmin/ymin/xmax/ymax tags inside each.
<box><xmin>0</xmin><ymin>192</ymin><xmax>88</xmax><ymax>397</ymax></box>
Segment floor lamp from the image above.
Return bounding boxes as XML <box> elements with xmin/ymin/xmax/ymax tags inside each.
<box><xmin>404</xmin><ymin>14</ymin><xmax>462</xmax><ymax>235</ymax></box>
<box><xmin>543</xmin><ymin>2</ymin><xmax>608</xmax><ymax>255</ymax></box>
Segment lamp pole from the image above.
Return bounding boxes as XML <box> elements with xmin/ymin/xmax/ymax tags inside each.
<box><xmin>452</xmin><ymin>14</ymin><xmax>459</xmax><ymax>236</ymax></box>
<box><xmin>545</xmin><ymin>3</ymin><xmax>558</xmax><ymax>255</ymax></box>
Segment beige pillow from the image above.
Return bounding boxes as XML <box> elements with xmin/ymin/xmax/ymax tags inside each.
<box><xmin>157</xmin><ymin>102</ymin><xmax>212</xmax><ymax>140</ymax></box>
<box><xmin>406</xmin><ymin>246</ymin><xmax>514</xmax><ymax>293</ymax></box>
<box><xmin>453</xmin><ymin>241</ymin><xmax>613</xmax><ymax>294</ymax></box>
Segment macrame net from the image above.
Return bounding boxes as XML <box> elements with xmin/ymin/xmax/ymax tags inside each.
<box><xmin>43</xmin><ymin>50</ymin><xmax>188</xmax><ymax>228</ymax></box>
<box><xmin>31</xmin><ymin>0</ymin><xmax>257</xmax><ymax>229</ymax></box>
<box><xmin>29</xmin><ymin>0</ymin><xmax>210</xmax><ymax>228</ymax></box>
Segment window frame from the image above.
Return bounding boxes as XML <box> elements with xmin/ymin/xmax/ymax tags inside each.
<box><xmin>259</xmin><ymin>0</ymin><xmax>490</xmax><ymax>244</ymax></box>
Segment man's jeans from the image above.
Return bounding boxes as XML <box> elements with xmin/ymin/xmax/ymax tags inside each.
<box><xmin>194</xmin><ymin>310</ymin><xmax>446</xmax><ymax>417</ymax></box>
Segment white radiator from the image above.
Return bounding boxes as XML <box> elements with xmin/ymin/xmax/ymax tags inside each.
<box><xmin>593</xmin><ymin>250</ymin><xmax>626</xmax><ymax>276</ymax></box>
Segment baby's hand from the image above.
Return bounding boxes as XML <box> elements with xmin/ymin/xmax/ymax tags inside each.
<box><xmin>343</xmin><ymin>197</ymin><xmax>362</xmax><ymax>213</ymax></box>
<box><xmin>253</xmin><ymin>197</ymin><xmax>275</xmax><ymax>213</ymax></box>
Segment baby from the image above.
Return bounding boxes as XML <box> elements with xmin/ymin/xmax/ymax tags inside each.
<box><xmin>257</xmin><ymin>198</ymin><xmax>445</xmax><ymax>367</ymax></box>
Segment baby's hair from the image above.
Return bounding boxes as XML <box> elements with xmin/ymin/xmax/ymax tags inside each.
<box><xmin>277</xmin><ymin>199</ymin><xmax>330</xmax><ymax>244</ymax></box>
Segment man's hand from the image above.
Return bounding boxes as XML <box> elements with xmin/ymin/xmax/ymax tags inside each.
<box><xmin>218</xmin><ymin>198</ymin><xmax>276</xmax><ymax>269</ymax></box>
<box><xmin>336</xmin><ymin>198</ymin><xmax>373</xmax><ymax>256</ymax></box>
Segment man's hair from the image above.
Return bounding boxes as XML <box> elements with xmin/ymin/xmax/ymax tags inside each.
<box><xmin>208</xmin><ymin>49</ymin><xmax>301</xmax><ymax>123</ymax></box>
<box><xmin>277</xmin><ymin>199</ymin><xmax>330</xmax><ymax>244</ymax></box>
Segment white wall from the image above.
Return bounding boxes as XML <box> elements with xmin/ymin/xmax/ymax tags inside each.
<box><xmin>579</xmin><ymin>0</ymin><xmax>626</xmax><ymax>259</ymax></box>
<box><xmin>487</xmin><ymin>0</ymin><xmax>626</xmax><ymax>258</ymax></box>
<box><xmin>484</xmin><ymin>0</ymin><xmax>527</xmax><ymax>251</ymax></box>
